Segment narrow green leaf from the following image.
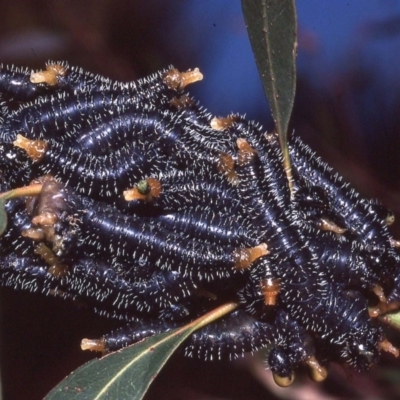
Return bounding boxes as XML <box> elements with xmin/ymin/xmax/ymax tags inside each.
<box><xmin>380</xmin><ymin>311</ymin><xmax>400</xmax><ymax>332</ymax></box>
<box><xmin>0</xmin><ymin>183</ymin><xmax>43</xmax><ymax>236</ymax></box>
<box><xmin>45</xmin><ymin>302</ymin><xmax>238</xmax><ymax>400</ymax></box>
<box><xmin>242</xmin><ymin>0</ymin><xmax>297</xmax><ymax>189</ymax></box>
<box><xmin>0</xmin><ymin>198</ymin><xmax>7</xmax><ymax>236</ymax></box>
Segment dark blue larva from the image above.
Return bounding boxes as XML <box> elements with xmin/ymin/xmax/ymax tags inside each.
<box><xmin>290</xmin><ymin>137</ymin><xmax>392</xmax><ymax>246</ymax></box>
<box><xmin>0</xmin><ymin>64</ymin><xmax>57</xmax><ymax>103</ymax></box>
<box><xmin>124</xmin><ymin>171</ymin><xmax>241</xmax><ymax>213</ymax></box>
<box><xmin>2</xmin><ymin>93</ymin><xmax>98</xmax><ymax>144</ymax></box>
<box><xmin>157</xmin><ymin>206</ymin><xmax>258</xmax><ymax>246</ymax></box>
<box><xmin>67</xmin><ymin>106</ymin><xmax>231</xmax><ymax>171</ymax></box>
<box><xmin>265</xmin><ymin>310</ymin><xmax>316</xmax><ymax>382</ymax></box>
<box><xmin>36</xmin><ymin>186</ymin><xmax>248</xmax><ymax>284</ymax></box>
<box><xmin>0</xmin><ymin>199</ymin><xmax>34</xmax><ymax>256</ymax></box>
<box><xmin>101</xmin><ymin>307</ymin><xmax>315</xmax><ymax>381</ymax></box>
<box><xmin>41</xmin><ymin>61</ymin><xmax>114</xmax><ymax>95</ymax></box>
<box><xmin>2</xmin><ymin>61</ymin><xmax>184</xmax><ymax>107</ymax></box>
<box><xmin>304</xmin><ymin>228</ymin><xmax>381</xmax><ymax>292</ymax></box>
<box><xmin>65</xmin><ymin>258</ymin><xmax>197</xmax><ymax>318</ymax></box>
<box><xmin>48</xmin><ymin>62</ymin><xmax>182</xmax><ymax>105</ymax></box>
<box><xmin>183</xmin><ymin>309</ymin><xmax>282</xmax><ymax>361</ymax></box>
<box><xmin>77</xmin><ymin>204</ymin><xmax>246</xmax><ymax>282</ymax></box>
<box><xmin>0</xmin><ymin>252</ymin><xmax>196</xmax><ymax>319</ymax></box>
<box><xmin>0</xmin><ymin>253</ymin><xmax>64</xmax><ymax>297</ymax></box>
<box><xmin>386</xmin><ymin>250</ymin><xmax>400</xmax><ymax>303</ymax></box>
<box><xmin>275</xmin><ymin>259</ymin><xmax>382</xmax><ymax>370</ymax></box>
<box><xmin>233</xmin><ymin>140</ymin><xmax>382</xmax><ymax>369</ymax></box>
<box><xmin>238</xmin><ymin>256</ymin><xmax>278</xmax><ymax>316</ymax></box>
<box><xmin>71</xmin><ymin>110</ymin><xmax>169</xmax><ymax>155</ymax></box>
<box><xmin>101</xmin><ymin>309</ymin><xmax>281</xmax><ymax>358</ymax></box>
<box><xmin>290</xmin><ymin>182</ymin><xmax>347</xmax><ymax>230</ymax></box>
<box><xmin>35</xmin><ymin>139</ymin><xmax>165</xmax><ymax>200</ymax></box>
<box><xmin>167</xmin><ymin>109</ymin><xmax>239</xmax><ymax>155</ymax></box>
<box><xmin>3</xmin><ymin>91</ymin><xmax>155</xmax><ymax>144</ymax></box>
<box><xmin>23</xmin><ymin>179</ymin><xmax>256</xmax><ymax>285</ymax></box>
<box><xmin>0</xmin><ymin>142</ymin><xmax>34</xmax><ymax>186</ymax></box>
<box><xmin>101</xmin><ymin>316</ymin><xmax>181</xmax><ymax>352</ymax></box>
<box><xmin>235</xmin><ymin>141</ymin><xmax>303</xmax><ymax>259</ymax></box>
<box><xmin>232</xmin><ymin>119</ymin><xmax>291</xmax><ymax>209</ymax></box>
<box><xmin>317</xmin><ymin>287</ymin><xmax>382</xmax><ymax>370</ymax></box>
<box><xmin>234</xmin><ymin>140</ymin><xmax>328</xmax><ymax>327</ymax></box>
<box><xmin>289</xmin><ymin>184</ymin><xmax>382</xmax><ymax>290</ymax></box>
<box><xmin>179</xmin><ymin>104</ymin><xmax>215</xmax><ymax>128</ymax></box>
<box><xmin>289</xmin><ymin>136</ymin><xmax>398</xmax><ymax>283</ymax></box>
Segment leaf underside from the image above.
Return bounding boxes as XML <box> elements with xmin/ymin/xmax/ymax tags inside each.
<box><xmin>242</xmin><ymin>0</ymin><xmax>297</xmax><ymax>188</ymax></box>
<box><xmin>45</xmin><ymin>303</ymin><xmax>238</xmax><ymax>400</ymax></box>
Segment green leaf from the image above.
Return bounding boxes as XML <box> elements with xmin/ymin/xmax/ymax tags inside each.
<box><xmin>380</xmin><ymin>311</ymin><xmax>400</xmax><ymax>332</ymax></box>
<box><xmin>241</xmin><ymin>0</ymin><xmax>297</xmax><ymax>189</ymax></box>
<box><xmin>0</xmin><ymin>198</ymin><xmax>7</xmax><ymax>236</ymax></box>
<box><xmin>45</xmin><ymin>302</ymin><xmax>238</xmax><ymax>400</ymax></box>
<box><xmin>0</xmin><ymin>183</ymin><xmax>43</xmax><ymax>236</ymax></box>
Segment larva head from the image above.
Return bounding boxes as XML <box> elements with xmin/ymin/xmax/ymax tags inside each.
<box><xmin>294</xmin><ymin>185</ymin><xmax>330</xmax><ymax>210</ymax></box>
<box><xmin>368</xmin><ymin>203</ymin><xmax>395</xmax><ymax>226</ymax></box>
<box><xmin>339</xmin><ymin>328</ymin><xmax>381</xmax><ymax>371</ymax></box>
<box><xmin>368</xmin><ymin>250</ymin><xmax>398</xmax><ymax>284</ymax></box>
<box><xmin>268</xmin><ymin>347</ymin><xmax>295</xmax><ymax>387</ymax></box>
<box><xmin>293</xmin><ymin>185</ymin><xmax>344</xmax><ymax>233</ymax></box>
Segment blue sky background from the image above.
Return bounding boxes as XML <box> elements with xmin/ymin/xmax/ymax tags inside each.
<box><xmin>156</xmin><ymin>1</ymin><xmax>400</xmax><ymax>125</ymax></box>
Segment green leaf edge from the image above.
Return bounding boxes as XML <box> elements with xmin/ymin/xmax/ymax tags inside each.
<box><xmin>241</xmin><ymin>0</ymin><xmax>297</xmax><ymax>189</ymax></box>
<box><xmin>45</xmin><ymin>302</ymin><xmax>238</xmax><ymax>400</ymax></box>
<box><xmin>0</xmin><ymin>184</ymin><xmax>43</xmax><ymax>235</ymax></box>
<box><xmin>379</xmin><ymin>311</ymin><xmax>400</xmax><ymax>332</ymax></box>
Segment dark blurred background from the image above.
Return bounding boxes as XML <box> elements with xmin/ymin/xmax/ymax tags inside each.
<box><xmin>1</xmin><ymin>1</ymin><xmax>400</xmax><ymax>399</ymax></box>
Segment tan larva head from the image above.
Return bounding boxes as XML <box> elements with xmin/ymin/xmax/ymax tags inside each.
<box><xmin>237</xmin><ymin>138</ymin><xmax>257</xmax><ymax>166</ymax></box>
<box><xmin>13</xmin><ymin>134</ymin><xmax>48</xmax><ymax>162</ymax></box>
<box><xmin>30</xmin><ymin>63</ymin><xmax>67</xmax><ymax>86</ymax></box>
<box><xmin>81</xmin><ymin>338</ymin><xmax>106</xmax><ymax>353</ymax></box>
<box><xmin>273</xmin><ymin>372</ymin><xmax>295</xmax><ymax>387</ymax></box>
<box><xmin>216</xmin><ymin>152</ymin><xmax>238</xmax><ymax>185</ymax></box>
<box><xmin>305</xmin><ymin>356</ymin><xmax>328</xmax><ymax>383</ymax></box>
<box><xmin>210</xmin><ymin>115</ymin><xmax>237</xmax><ymax>131</ymax></box>
<box><xmin>260</xmin><ymin>278</ymin><xmax>281</xmax><ymax>306</ymax></box>
<box><xmin>317</xmin><ymin>218</ymin><xmax>346</xmax><ymax>234</ymax></box>
<box><xmin>163</xmin><ymin>68</ymin><xmax>203</xmax><ymax>91</ymax></box>
<box><xmin>169</xmin><ymin>94</ymin><xmax>195</xmax><ymax>110</ymax></box>
<box><xmin>378</xmin><ymin>338</ymin><xmax>399</xmax><ymax>358</ymax></box>
<box><xmin>234</xmin><ymin>243</ymin><xmax>269</xmax><ymax>270</ymax></box>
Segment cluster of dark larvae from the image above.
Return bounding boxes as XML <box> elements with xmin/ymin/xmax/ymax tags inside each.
<box><xmin>1</xmin><ymin>61</ymin><xmax>400</xmax><ymax>387</ymax></box>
